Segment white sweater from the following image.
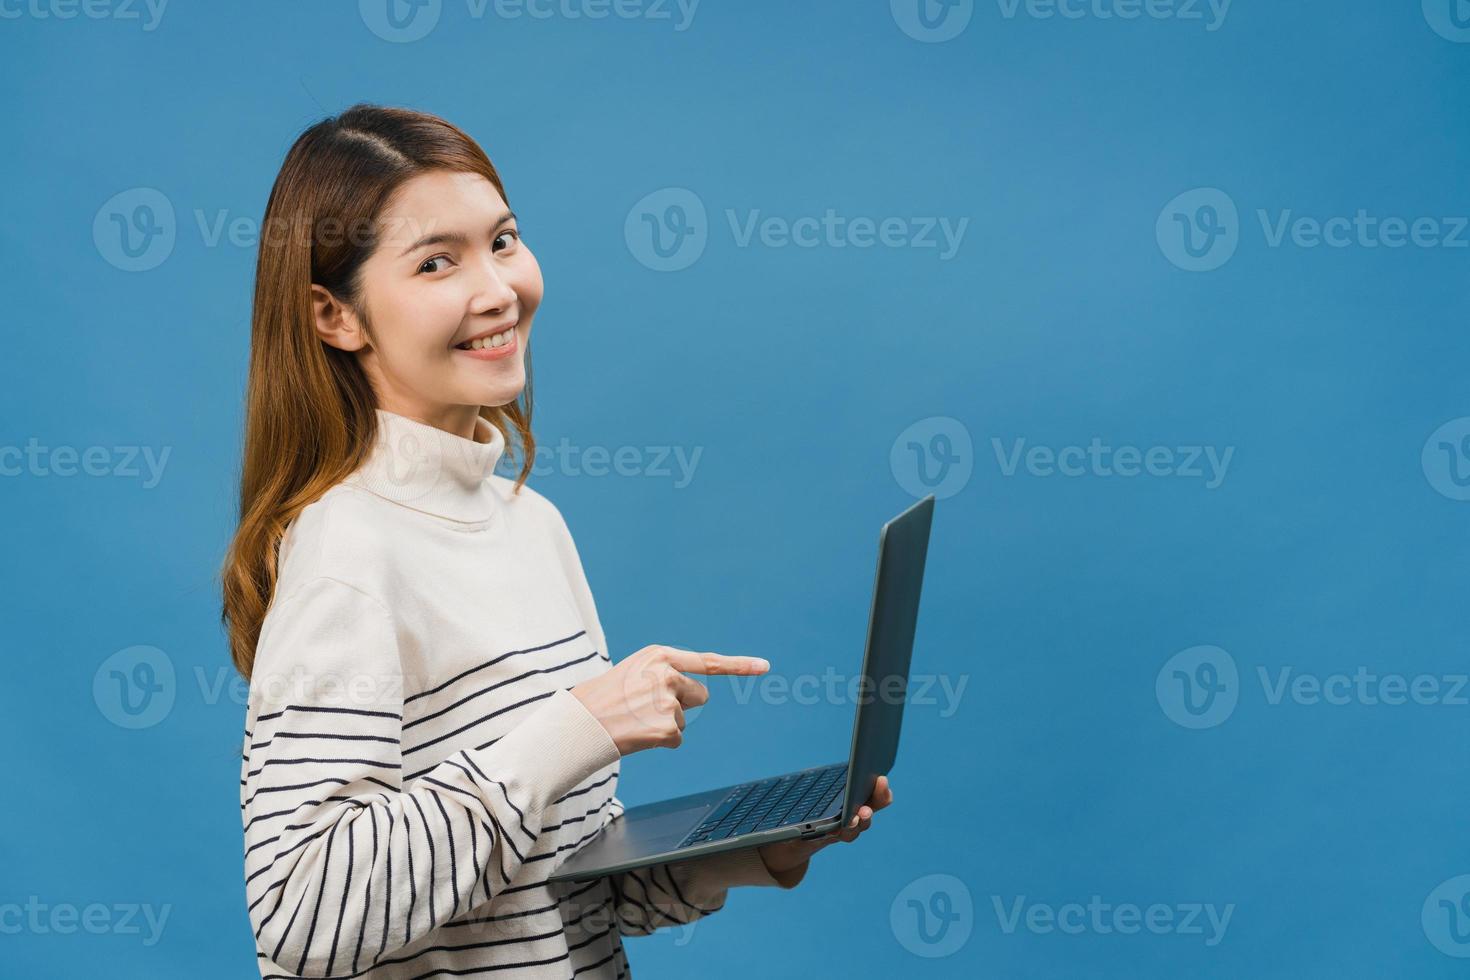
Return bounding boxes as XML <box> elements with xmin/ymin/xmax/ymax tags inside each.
<box><xmin>240</xmin><ymin>408</ymin><xmax>790</xmax><ymax>980</ymax></box>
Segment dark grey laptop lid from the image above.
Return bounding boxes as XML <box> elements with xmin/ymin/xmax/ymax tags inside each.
<box><xmin>839</xmin><ymin>493</ymin><xmax>935</xmax><ymax>827</ymax></box>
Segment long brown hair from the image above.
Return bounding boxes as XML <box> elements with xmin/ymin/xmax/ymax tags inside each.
<box><xmin>221</xmin><ymin>103</ymin><xmax>536</xmax><ymax>680</ymax></box>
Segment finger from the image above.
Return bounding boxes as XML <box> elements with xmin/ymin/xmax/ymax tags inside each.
<box><xmin>666</xmin><ymin>649</ymin><xmax>770</xmax><ymax>676</ymax></box>
<box><xmin>869</xmin><ymin>775</ymin><xmax>894</xmax><ymax>810</ymax></box>
<box><xmin>842</xmin><ymin>809</ymin><xmax>873</xmax><ymax>841</ymax></box>
<box><xmin>666</xmin><ymin>670</ymin><xmax>710</xmax><ymax>709</ymax></box>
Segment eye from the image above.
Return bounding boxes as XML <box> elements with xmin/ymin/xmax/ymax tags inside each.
<box><xmin>417</xmin><ymin>254</ymin><xmax>453</xmax><ymax>275</ymax></box>
<box><xmin>493</xmin><ymin>228</ymin><xmax>520</xmax><ymax>253</ymax></box>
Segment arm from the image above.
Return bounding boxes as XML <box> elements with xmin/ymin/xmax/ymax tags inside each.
<box><xmin>241</xmin><ymin>575</ymin><xmax>620</xmax><ymax>978</ymax></box>
<box><xmin>538</xmin><ymin>497</ymin><xmax>801</xmax><ymax>931</ymax></box>
<box><xmin>601</xmin><ymin>796</ymin><xmax>802</xmax><ymax>937</ymax></box>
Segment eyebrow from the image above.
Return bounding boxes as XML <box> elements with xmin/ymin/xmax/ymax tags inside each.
<box><xmin>396</xmin><ymin>210</ymin><xmax>517</xmax><ymax>257</ymax></box>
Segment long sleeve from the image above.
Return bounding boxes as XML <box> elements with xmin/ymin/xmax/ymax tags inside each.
<box><xmin>601</xmin><ymin>795</ymin><xmax>800</xmax><ymax>937</ymax></box>
<box><xmin>240</xmin><ymin>575</ymin><xmax>621</xmax><ymax>978</ymax></box>
<box><xmin>537</xmin><ymin>499</ymin><xmax>804</xmax><ymax>935</ymax></box>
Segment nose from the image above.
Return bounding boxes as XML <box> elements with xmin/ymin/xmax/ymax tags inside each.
<box><xmin>469</xmin><ymin>254</ymin><xmax>517</xmax><ymax>318</ymax></box>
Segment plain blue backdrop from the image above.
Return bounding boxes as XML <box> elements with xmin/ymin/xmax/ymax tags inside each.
<box><xmin>3</xmin><ymin>1</ymin><xmax>1469</xmax><ymax>976</ymax></box>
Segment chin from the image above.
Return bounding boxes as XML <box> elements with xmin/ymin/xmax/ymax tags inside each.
<box><xmin>480</xmin><ymin>379</ymin><xmax>527</xmax><ymax>407</ymax></box>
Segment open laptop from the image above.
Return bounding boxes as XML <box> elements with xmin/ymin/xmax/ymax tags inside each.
<box><xmin>549</xmin><ymin>494</ymin><xmax>935</xmax><ymax>883</ymax></box>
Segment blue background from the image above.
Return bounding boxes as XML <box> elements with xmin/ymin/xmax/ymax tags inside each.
<box><xmin>3</xmin><ymin>0</ymin><xmax>1469</xmax><ymax>976</ymax></box>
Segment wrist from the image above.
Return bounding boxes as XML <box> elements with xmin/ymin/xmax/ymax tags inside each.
<box><xmin>758</xmin><ymin>846</ymin><xmax>810</xmax><ymax>889</ymax></box>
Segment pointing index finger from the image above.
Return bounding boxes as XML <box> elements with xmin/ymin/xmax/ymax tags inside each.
<box><xmin>667</xmin><ymin>650</ymin><xmax>770</xmax><ymax>675</ymax></box>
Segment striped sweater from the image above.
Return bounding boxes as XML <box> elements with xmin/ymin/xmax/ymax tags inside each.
<box><xmin>239</xmin><ymin>409</ymin><xmax>792</xmax><ymax>979</ymax></box>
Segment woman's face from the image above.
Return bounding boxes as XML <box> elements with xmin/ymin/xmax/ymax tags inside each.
<box><xmin>322</xmin><ymin>169</ymin><xmax>543</xmax><ymax>438</ymax></box>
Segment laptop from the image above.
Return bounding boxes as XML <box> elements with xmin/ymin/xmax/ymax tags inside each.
<box><xmin>549</xmin><ymin>494</ymin><xmax>935</xmax><ymax>883</ymax></box>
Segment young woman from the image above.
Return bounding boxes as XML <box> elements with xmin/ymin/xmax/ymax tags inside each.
<box><xmin>222</xmin><ymin>104</ymin><xmax>893</xmax><ymax>979</ymax></box>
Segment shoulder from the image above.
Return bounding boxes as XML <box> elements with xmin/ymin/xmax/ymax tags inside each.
<box><xmin>489</xmin><ymin>472</ymin><xmax>571</xmax><ymax>535</ymax></box>
<box><xmin>274</xmin><ymin>482</ymin><xmax>402</xmax><ymax>602</ymax></box>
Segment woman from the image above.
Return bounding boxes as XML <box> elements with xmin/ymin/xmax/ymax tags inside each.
<box><xmin>222</xmin><ymin>103</ymin><xmax>893</xmax><ymax>979</ymax></box>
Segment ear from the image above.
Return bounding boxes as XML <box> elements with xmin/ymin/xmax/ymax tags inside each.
<box><xmin>311</xmin><ymin>283</ymin><xmax>369</xmax><ymax>353</ymax></box>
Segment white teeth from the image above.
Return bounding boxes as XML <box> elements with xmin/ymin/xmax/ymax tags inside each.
<box><xmin>459</xmin><ymin>326</ymin><xmax>513</xmax><ymax>351</ymax></box>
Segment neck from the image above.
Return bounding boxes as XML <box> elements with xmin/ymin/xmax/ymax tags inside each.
<box><xmin>344</xmin><ymin>407</ymin><xmax>509</xmax><ymax>523</ymax></box>
<box><xmin>375</xmin><ymin>398</ymin><xmax>488</xmax><ymax>443</ymax></box>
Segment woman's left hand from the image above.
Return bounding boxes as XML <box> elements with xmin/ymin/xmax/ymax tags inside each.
<box><xmin>757</xmin><ymin>774</ymin><xmax>893</xmax><ymax>888</ymax></box>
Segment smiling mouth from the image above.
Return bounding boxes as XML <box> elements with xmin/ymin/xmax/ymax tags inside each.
<box><xmin>455</xmin><ymin>324</ymin><xmax>516</xmax><ymax>351</ymax></box>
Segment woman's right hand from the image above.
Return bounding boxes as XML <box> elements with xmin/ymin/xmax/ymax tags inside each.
<box><xmin>571</xmin><ymin>645</ymin><xmax>770</xmax><ymax>756</ymax></box>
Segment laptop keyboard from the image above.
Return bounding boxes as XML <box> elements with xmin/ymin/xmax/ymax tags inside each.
<box><xmin>678</xmin><ymin>763</ymin><xmax>847</xmax><ymax>848</ymax></box>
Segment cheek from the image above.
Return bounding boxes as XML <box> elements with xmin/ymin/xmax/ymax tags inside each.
<box><xmin>380</xmin><ymin>289</ymin><xmax>460</xmax><ymax>358</ymax></box>
<box><xmin>515</xmin><ymin>251</ymin><xmax>545</xmax><ymax>313</ymax></box>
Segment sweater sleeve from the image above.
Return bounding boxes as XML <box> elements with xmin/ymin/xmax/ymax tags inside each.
<box><xmin>241</xmin><ymin>575</ymin><xmax>621</xmax><ymax>978</ymax></box>
<box><xmin>602</xmin><ymin>796</ymin><xmax>799</xmax><ymax>937</ymax></box>
<box><xmin>531</xmin><ymin>490</ymin><xmax>802</xmax><ymax>931</ymax></box>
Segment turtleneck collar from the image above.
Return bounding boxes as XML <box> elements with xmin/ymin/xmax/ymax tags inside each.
<box><xmin>344</xmin><ymin>408</ymin><xmax>507</xmax><ymax>524</ymax></box>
